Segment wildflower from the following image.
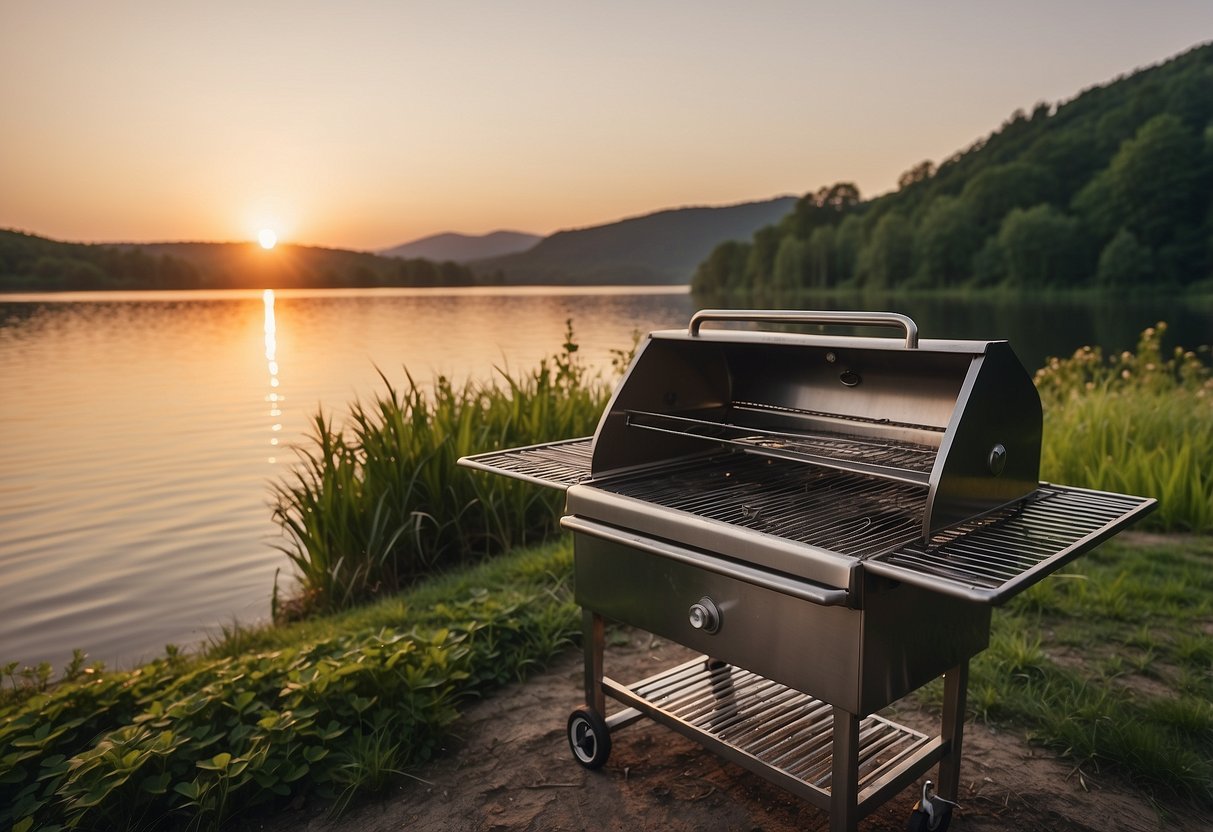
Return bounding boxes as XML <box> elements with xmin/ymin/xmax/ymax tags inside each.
<box><xmin>1122</xmin><ymin>370</ymin><xmax>1131</xmax><ymax>379</ymax></box>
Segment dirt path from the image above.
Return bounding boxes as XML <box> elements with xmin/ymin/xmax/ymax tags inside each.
<box><xmin>257</xmin><ymin>631</ymin><xmax>1202</xmax><ymax>831</ymax></box>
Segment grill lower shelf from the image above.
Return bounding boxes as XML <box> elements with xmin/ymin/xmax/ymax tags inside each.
<box><xmin>603</xmin><ymin>656</ymin><xmax>938</xmax><ymax>810</ymax></box>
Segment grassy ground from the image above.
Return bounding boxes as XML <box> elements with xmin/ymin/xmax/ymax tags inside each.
<box><xmin>914</xmin><ymin>532</ymin><xmax>1213</xmax><ymax>808</ymax></box>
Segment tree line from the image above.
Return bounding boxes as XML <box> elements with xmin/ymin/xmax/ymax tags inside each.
<box><xmin>694</xmin><ymin>43</ymin><xmax>1213</xmax><ymax>299</ymax></box>
<box><xmin>0</xmin><ymin>231</ymin><xmax>480</xmax><ymax>292</ymax></box>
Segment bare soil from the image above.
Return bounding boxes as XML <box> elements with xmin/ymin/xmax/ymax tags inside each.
<box><xmin>256</xmin><ymin>632</ymin><xmax>1205</xmax><ymax>832</ymax></box>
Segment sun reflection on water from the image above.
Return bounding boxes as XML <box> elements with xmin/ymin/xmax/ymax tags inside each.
<box><xmin>263</xmin><ymin>289</ymin><xmax>282</xmax><ymax>464</ymax></box>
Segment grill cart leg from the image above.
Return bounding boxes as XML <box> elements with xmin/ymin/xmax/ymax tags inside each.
<box><xmin>938</xmin><ymin>660</ymin><xmax>969</xmax><ymax>801</ymax></box>
<box><xmin>582</xmin><ymin>610</ymin><xmax>606</xmax><ymax>716</ymax></box>
<box><xmin>567</xmin><ymin>611</ymin><xmax>613</xmax><ymax>769</ymax></box>
<box><xmin>830</xmin><ymin>707</ymin><xmax>860</xmax><ymax>832</ymax></box>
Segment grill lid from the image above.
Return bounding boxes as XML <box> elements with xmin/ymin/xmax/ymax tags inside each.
<box><xmin>586</xmin><ymin>309</ymin><xmax>1044</xmax><ymax>539</ymax></box>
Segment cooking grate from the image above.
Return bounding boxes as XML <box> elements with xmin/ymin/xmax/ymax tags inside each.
<box><xmin>867</xmin><ymin>485</ymin><xmax>1157</xmax><ymax>604</ymax></box>
<box><xmin>459</xmin><ymin>437</ymin><xmax>593</xmax><ymax>489</ymax></box>
<box><xmin>606</xmin><ymin>656</ymin><xmax>930</xmax><ymax>797</ymax></box>
<box><xmin>596</xmin><ymin>454</ymin><xmax>927</xmax><ymax>557</ymax></box>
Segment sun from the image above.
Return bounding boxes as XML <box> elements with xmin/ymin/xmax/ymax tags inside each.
<box><xmin>257</xmin><ymin>228</ymin><xmax>278</xmax><ymax>250</ymax></box>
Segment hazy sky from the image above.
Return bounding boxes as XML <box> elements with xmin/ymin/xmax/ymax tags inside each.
<box><xmin>2</xmin><ymin>2</ymin><xmax>1210</xmax><ymax>250</ymax></box>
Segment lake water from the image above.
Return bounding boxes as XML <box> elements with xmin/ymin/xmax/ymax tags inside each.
<box><xmin>1</xmin><ymin>286</ymin><xmax>1209</xmax><ymax>672</ymax></box>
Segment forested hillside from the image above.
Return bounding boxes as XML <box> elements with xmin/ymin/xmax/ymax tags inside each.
<box><xmin>0</xmin><ymin>231</ymin><xmax>475</xmax><ymax>292</ymax></box>
<box><xmin>694</xmin><ymin>43</ymin><xmax>1213</xmax><ymax>299</ymax></box>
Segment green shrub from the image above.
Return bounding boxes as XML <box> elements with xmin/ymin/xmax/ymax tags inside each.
<box><xmin>0</xmin><ymin>542</ymin><xmax>578</xmax><ymax>832</ymax></box>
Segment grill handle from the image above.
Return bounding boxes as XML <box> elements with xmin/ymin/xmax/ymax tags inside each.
<box><xmin>561</xmin><ymin>515</ymin><xmax>850</xmax><ymax>607</ymax></box>
<box><xmin>689</xmin><ymin>309</ymin><xmax>919</xmax><ymax>349</ymax></box>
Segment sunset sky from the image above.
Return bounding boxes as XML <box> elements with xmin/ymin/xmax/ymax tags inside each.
<box><xmin>2</xmin><ymin>1</ymin><xmax>1210</xmax><ymax>251</ymax></box>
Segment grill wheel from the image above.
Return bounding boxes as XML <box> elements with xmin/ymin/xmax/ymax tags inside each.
<box><xmin>906</xmin><ymin>780</ymin><xmax>954</xmax><ymax>831</ymax></box>
<box><xmin>567</xmin><ymin>707</ymin><xmax>611</xmax><ymax>769</ymax></box>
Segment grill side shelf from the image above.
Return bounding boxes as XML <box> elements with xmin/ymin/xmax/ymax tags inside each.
<box><xmin>864</xmin><ymin>485</ymin><xmax>1157</xmax><ymax>605</ymax></box>
<box><xmin>457</xmin><ymin>437</ymin><xmax>594</xmax><ymax>491</ymax></box>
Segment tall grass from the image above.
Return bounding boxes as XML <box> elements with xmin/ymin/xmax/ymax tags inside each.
<box><xmin>270</xmin><ymin>322</ymin><xmax>614</xmax><ymax>616</ymax></box>
<box><xmin>1035</xmin><ymin>322</ymin><xmax>1213</xmax><ymax>532</ymax></box>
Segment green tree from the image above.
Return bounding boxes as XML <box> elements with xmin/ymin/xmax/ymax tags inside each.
<box><xmin>692</xmin><ymin>240</ymin><xmax>749</xmax><ymax>297</ymax></box>
<box><xmin>1165</xmin><ymin>66</ymin><xmax>1213</xmax><ymax>131</ymax></box>
<box><xmin>857</xmin><ymin>213</ymin><xmax>913</xmax><ymax>289</ymax></box>
<box><xmin>1023</xmin><ymin>130</ymin><xmax>1103</xmax><ymax>201</ymax></box>
<box><xmin>781</xmin><ymin>182</ymin><xmax>860</xmax><ymax>240</ymax></box>
<box><xmin>914</xmin><ymin>196</ymin><xmax>981</xmax><ymax>285</ymax></box>
<box><xmin>1111</xmin><ymin>114</ymin><xmax>1204</xmax><ymax>248</ymax></box>
<box><xmin>1071</xmin><ymin>165</ymin><xmax>1122</xmax><ymax>240</ymax></box>
<box><xmin>898</xmin><ymin>160</ymin><xmax>936</xmax><ymax>190</ymax></box>
<box><xmin>1074</xmin><ymin>113</ymin><xmax>1208</xmax><ymax>282</ymax></box>
<box><xmin>745</xmin><ymin>226</ymin><xmax>782</xmax><ymax>298</ymax></box>
<box><xmin>970</xmin><ymin>235</ymin><xmax>1007</xmax><ymax>287</ymax></box>
<box><xmin>805</xmin><ymin>225</ymin><xmax>835</xmax><ymax>287</ymax></box>
<box><xmin>997</xmin><ymin>204</ymin><xmax>1085</xmax><ymax>287</ymax></box>
<box><xmin>1096</xmin><ymin>228</ymin><xmax>1154</xmax><ymax>287</ymax></box>
<box><xmin>959</xmin><ymin>162</ymin><xmax>1054</xmax><ymax>233</ymax></box>
<box><xmin>833</xmin><ymin>214</ymin><xmax>865</xmax><ymax>285</ymax></box>
<box><xmin>771</xmin><ymin>235</ymin><xmax>808</xmax><ymax>294</ymax></box>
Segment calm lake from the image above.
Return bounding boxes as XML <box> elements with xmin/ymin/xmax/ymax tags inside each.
<box><xmin>1</xmin><ymin>286</ymin><xmax>1210</xmax><ymax>671</ymax></box>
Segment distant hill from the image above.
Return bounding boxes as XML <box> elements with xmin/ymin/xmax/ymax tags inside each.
<box><xmin>471</xmin><ymin>197</ymin><xmax>798</xmax><ymax>284</ymax></box>
<box><xmin>380</xmin><ymin>230</ymin><xmax>541</xmax><ymax>262</ymax></box>
<box><xmin>0</xmin><ymin>231</ymin><xmax>477</xmax><ymax>292</ymax></box>
<box><xmin>694</xmin><ymin>43</ymin><xmax>1213</xmax><ymax>299</ymax></box>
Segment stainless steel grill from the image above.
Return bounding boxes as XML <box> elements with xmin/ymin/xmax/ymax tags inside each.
<box><xmin>459</xmin><ymin>309</ymin><xmax>1155</xmax><ymax>832</ymax></box>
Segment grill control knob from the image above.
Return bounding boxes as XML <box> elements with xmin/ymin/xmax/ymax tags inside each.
<box><xmin>688</xmin><ymin>597</ymin><xmax>722</xmax><ymax>634</ymax></box>
<box><xmin>988</xmin><ymin>443</ymin><xmax>1008</xmax><ymax>476</ymax></box>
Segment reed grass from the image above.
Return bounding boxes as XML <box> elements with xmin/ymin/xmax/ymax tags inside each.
<box><xmin>1035</xmin><ymin>322</ymin><xmax>1213</xmax><ymax>532</ymax></box>
<box><xmin>270</xmin><ymin>321</ymin><xmax>612</xmax><ymax>616</ymax></box>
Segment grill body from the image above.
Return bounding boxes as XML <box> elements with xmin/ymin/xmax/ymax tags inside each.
<box><xmin>571</xmin><ymin>524</ymin><xmax>991</xmax><ymax>715</ymax></box>
<box><xmin>459</xmin><ymin>310</ymin><xmax>1155</xmax><ymax>832</ymax></box>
